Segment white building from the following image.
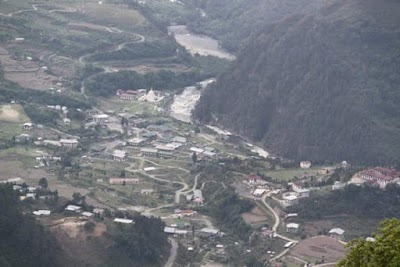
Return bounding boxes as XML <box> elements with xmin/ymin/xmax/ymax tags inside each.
<box><xmin>114</xmin><ymin>218</ymin><xmax>133</xmax><ymax>224</ymax></box>
<box><xmin>65</xmin><ymin>205</ymin><xmax>81</xmax><ymax>212</ymax></box>
<box><xmin>63</xmin><ymin>118</ymin><xmax>71</xmax><ymax>125</ymax></box>
<box><xmin>33</xmin><ymin>210</ymin><xmax>51</xmax><ymax>216</ymax></box>
<box><xmin>93</xmin><ymin>114</ymin><xmax>109</xmax><ymax>124</ymax></box>
<box><xmin>128</xmin><ymin>138</ymin><xmax>146</xmax><ymax>146</ymax></box>
<box><xmin>286</xmin><ymin>223</ymin><xmax>300</xmax><ymax>233</ymax></box>
<box><xmin>329</xmin><ymin>228</ymin><xmax>345</xmax><ymax>240</ymax></box>
<box><xmin>332</xmin><ymin>181</ymin><xmax>346</xmax><ymax>190</ymax></box>
<box><xmin>300</xmin><ymin>161</ymin><xmax>312</xmax><ymax>169</ymax></box>
<box><xmin>253</xmin><ymin>188</ymin><xmax>266</xmax><ymax>197</ymax></box>
<box><xmin>113</xmin><ymin>150</ymin><xmax>127</xmax><ymax>162</ymax></box>
<box><xmin>60</xmin><ymin>139</ymin><xmax>79</xmax><ymax>148</ymax></box>
<box><xmin>282</xmin><ymin>194</ymin><xmax>298</xmax><ymax>206</ymax></box>
<box><xmin>190</xmin><ymin>147</ymin><xmax>204</xmax><ymax>154</ymax></box>
<box><xmin>23</xmin><ymin>122</ymin><xmax>35</xmax><ymax>130</ymax></box>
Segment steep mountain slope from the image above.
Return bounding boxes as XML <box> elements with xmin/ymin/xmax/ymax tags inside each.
<box><xmin>184</xmin><ymin>0</ymin><xmax>326</xmax><ymax>52</ymax></box>
<box><xmin>194</xmin><ymin>0</ymin><xmax>400</xmax><ymax>164</ymax></box>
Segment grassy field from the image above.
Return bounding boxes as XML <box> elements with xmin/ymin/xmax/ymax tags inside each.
<box><xmin>0</xmin><ymin>122</ymin><xmax>23</xmax><ymax>139</ymax></box>
<box><xmin>263</xmin><ymin>167</ymin><xmax>331</xmax><ymax>181</ymax></box>
<box><xmin>98</xmin><ymin>98</ymin><xmax>159</xmax><ymax>115</ymax></box>
<box><xmin>78</xmin><ymin>3</ymin><xmax>146</xmax><ymax>28</ymax></box>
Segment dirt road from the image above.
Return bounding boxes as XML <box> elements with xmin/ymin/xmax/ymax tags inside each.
<box><xmin>165</xmin><ymin>238</ymin><xmax>178</xmax><ymax>267</ymax></box>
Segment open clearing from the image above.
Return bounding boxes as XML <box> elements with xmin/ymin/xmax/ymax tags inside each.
<box><xmin>0</xmin><ymin>104</ymin><xmax>28</xmax><ymax>122</ymax></box>
<box><xmin>290</xmin><ymin>236</ymin><xmax>346</xmax><ymax>263</ymax></box>
<box><xmin>264</xmin><ymin>166</ymin><xmax>333</xmax><ymax>181</ymax></box>
<box><xmin>242</xmin><ymin>206</ymin><xmax>269</xmax><ymax>225</ymax></box>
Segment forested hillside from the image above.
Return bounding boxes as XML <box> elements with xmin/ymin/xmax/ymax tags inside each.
<box><xmin>183</xmin><ymin>0</ymin><xmax>326</xmax><ymax>52</ymax></box>
<box><xmin>0</xmin><ymin>184</ymin><xmax>60</xmax><ymax>266</ymax></box>
<box><xmin>194</xmin><ymin>0</ymin><xmax>400</xmax><ymax>164</ymax></box>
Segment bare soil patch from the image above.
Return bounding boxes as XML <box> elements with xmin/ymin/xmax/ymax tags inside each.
<box><xmin>242</xmin><ymin>206</ymin><xmax>268</xmax><ymax>225</ymax></box>
<box><xmin>50</xmin><ymin>219</ymin><xmax>111</xmax><ymax>266</ymax></box>
<box><xmin>290</xmin><ymin>236</ymin><xmax>346</xmax><ymax>263</ymax></box>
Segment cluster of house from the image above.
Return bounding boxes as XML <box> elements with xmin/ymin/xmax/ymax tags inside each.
<box><xmin>352</xmin><ymin>167</ymin><xmax>400</xmax><ymax>188</ymax></box>
<box><xmin>138</xmin><ymin>134</ymin><xmax>188</xmax><ymax>159</ymax></box>
<box><xmin>281</xmin><ymin>182</ymin><xmax>311</xmax><ymax>206</ymax></box>
<box><xmin>243</xmin><ymin>175</ymin><xmax>270</xmax><ymax>197</ymax></box>
<box><xmin>35</xmin><ymin>153</ymin><xmax>61</xmax><ymax>167</ymax></box>
<box><xmin>190</xmin><ymin>146</ymin><xmax>217</xmax><ymax>160</ymax></box>
<box><xmin>285</xmin><ymin>217</ymin><xmax>346</xmax><ymax>241</ymax></box>
<box><xmin>39</xmin><ymin>138</ymin><xmax>79</xmax><ymax>148</ymax></box>
<box><xmin>116</xmin><ymin>88</ymin><xmax>165</xmax><ymax>103</ymax></box>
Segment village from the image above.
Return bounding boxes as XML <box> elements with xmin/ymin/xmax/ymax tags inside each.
<box><xmin>0</xmin><ymin>0</ymin><xmax>398</xmax><ymax>266</ymax></box>
<box><xmin>2</xmin><ymin>84</ymin><xmax>398</xmax><ymax>267</ymax></box>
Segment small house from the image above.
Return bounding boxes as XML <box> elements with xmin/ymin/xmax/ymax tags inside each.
<box><xmin>114</xmin><ymin>218</ymin><xmax>133</xmax><ymax>224</ymax></box>
<box><xmin>63</xmin><ymin>118</ymin><xmax>71</xmax><ymax>125</ymax></box>
<box><xmin>65</xmin><ymin>205</ymin><xmax>81</xmax><ymax>212</ymax></box>
<box><xmin>141</xmin><ymin>189</ymin><xmax>154</xmax><ymax>195</ymax></box>
<box><xmin>23</xmin><ymin>122</ymin><xmax>35</xmax><ymax>130</ymax></box>
<box><xmin>245</xmin><ymin>174</ymin><xmax>263</xmax><ymax>185</ymax></box>
<box><xmin>33</xmin><ymin>210</ymin><xmax>51</xmax><ymax>216</ymax></box>
<box><xmin>140</xmin><ymin>148</ymin><xmax>158</xmax><ymax>157</ymax></box>
<box><xmin>329</xmin><ymin>228</ymin><xmax>345</xmax><ymax>241</ymax></box>
<box><xmin>253</xmin><ymin>188</ymin><xmax>266</xmax><ymax>197</ymax></box>
<box><xmin>282</xmin><ymin>194</ymin><xmax>298</xmax><ymax>206</ymax></box>
<box><xmin>92</xmin><ymin>114</ymin><xmax>109</xmax><ymax>124</ymax></box>
<box><xmin>286</xmin><ymin>223</ymin><xmax>300</xmax><ymax>233</ymax></box>
<box><xmin>113</xmin><ymin>150</ymin><xmax>127</xmax><ymax>162</ymax></box>
<box><xmin>60</xmin><ymin>139</ymin><xmax>79</xmax><ymax>148</ymax></box>
<box><xmin>300</xmin><ymin>161</ymin><xmax>312</xmax><ymax>169</ymax></box>
<box><xmin>128</xmin><ymin>138</ymin><xmax>146</xmax><ymax>146</ymax></box>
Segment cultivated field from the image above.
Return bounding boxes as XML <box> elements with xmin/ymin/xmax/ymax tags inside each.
<box><xmin>290</xmin><ymin>236</ymin><xmax>346</xmax><ymax>263</ymax></box>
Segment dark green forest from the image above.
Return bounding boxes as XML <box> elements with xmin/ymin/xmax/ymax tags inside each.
<box><xmin>201</xmin><ymin>186</ymin><xmax>253</xmax><ymax>240</ymax></box>
<box><xmin>106</xmin><ymin>213</ymin><xmax>170</xmax><ymax>267</ymax></box>
<box><xmin>194</xmin><ymin>0</ymin><xmax>400</xmax><ymax>164</ymax></box>
<box><xmin>0</xmin><ymin>184</ymin><xmax>61</xmax><ymax>267</ymax></box>
<box><xmin>182</xmin><ymin>0</ymin><xmax>326</xmax><ymax>52</ymax></box>
<box><xmin>288</xmin><ymin>184</ymin><xmax>400</xmax><ymax>221</ymax></box>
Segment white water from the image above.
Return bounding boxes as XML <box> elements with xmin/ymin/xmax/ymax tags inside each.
<box><xmin>170</xmin><ymin>78</ymin><xmax>215</xmax><ymax>123</ymax></box>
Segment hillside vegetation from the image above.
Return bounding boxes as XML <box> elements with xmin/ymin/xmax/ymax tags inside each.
<box><xmin>183</xmin><ymin>0</ymin><xmax>326</xmax><ymax>52</ymax></box>
<box><xmin>0</xmin><ymin>184</ymin><xmax>61</xmax><ymax>267</ymax></box>
<box><xmin>194</xmin><ymin>0</ymin><xmax>400</xmax><ymax>164</ymax></box>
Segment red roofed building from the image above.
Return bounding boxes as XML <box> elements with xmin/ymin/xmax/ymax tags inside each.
<box><xmin>116</xmin><ymin>89</ymin><xmax>139</xmax><ymax>101</ymax></box>
<box><xmin>246</xmin><ymin>174</ymin><xmax>263</xmax><ymax>185</ymax></box>
<box><xmin>358</xmin><ymin>167</ymin><xmax>399</xmax><ymax>188</ymax></box>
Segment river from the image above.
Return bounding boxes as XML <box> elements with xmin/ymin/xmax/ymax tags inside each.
<box><xmin>168</xmin><ymin>25</ymin><xmax>269</xmax><ymax>158</ymax></box>
<box><xmin>170</xmin><ymin>78</ymin><xmax>215</xmax><ymax>123</ymax></box>
<box><xmin>167</xmin><ymin>25</ymin><xmax>235</xmax><ymax>60</ymax></box>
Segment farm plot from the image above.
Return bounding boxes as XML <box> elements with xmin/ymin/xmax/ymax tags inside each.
<box><xmin>289</xmin><ymin>236</ymin><xmax>346</xmax><ymax>264</ymax></box>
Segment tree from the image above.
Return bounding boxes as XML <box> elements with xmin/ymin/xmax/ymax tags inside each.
<box><xmin>38</xmin><ymin>177</ymin><xmax>48</xmax><ymax>189</ymax></box>
<box><xmin>338</xmin><ymin>219</ymin><xmax>400</xmax><ymax>267</ymax></box>
<box><xmin>191</xmin><ymin>152</ymin><xmax>197</xmax><ymax>163</ymax></box>
<box><xmin>72</xmin><ymin>192</ymin><xmax>84</xmax><ymax>204</ymax></box>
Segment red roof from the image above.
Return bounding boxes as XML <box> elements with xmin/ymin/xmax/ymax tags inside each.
<box><xmin>247</xmin><ymin>175</ymin><xmax>262</xmax><ymax>181</ymax></box>
<box><xmin>360</xmin><ymin>169</ymin><xmax>398</xmax><ymax>181</ymax></box>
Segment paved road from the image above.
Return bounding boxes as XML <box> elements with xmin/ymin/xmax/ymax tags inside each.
<box><xmin>165</xmin><ymin>238</ymin><xmax>178</xmax><ymax>267</ymax></box>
